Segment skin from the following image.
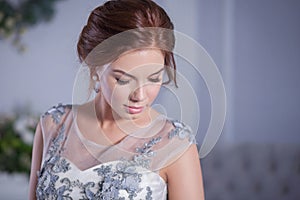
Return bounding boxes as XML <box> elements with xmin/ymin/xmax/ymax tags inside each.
<box><xmin>29</xmin><ymin>123</ymin><xmax>43</xmax><ymax>200</ymax></box>
<box><xmin>28</xmin><ymin>49</ymin><xmax>204</xmax><ymax>199</ymax></box>
<box><xmin>97</xmin><ymin>49</ymin><xmax>165</xmax><ymax>126</ymax></box>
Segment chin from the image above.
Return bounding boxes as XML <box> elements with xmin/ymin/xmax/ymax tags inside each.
<box><xmin>113</xmin><ymin>106</ymin><xmax>151</xmax><ymax>121</ymax></box>
<box><xmin>124</xmin><ymin>111</ymin><xmax>147</xmax><ymax>122</ymax></box>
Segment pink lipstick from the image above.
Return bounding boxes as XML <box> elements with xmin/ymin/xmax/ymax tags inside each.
<box><xmin>125</xmin><ymin>105</ymin><xmax>144</xmax><ymax>114</ymax></box>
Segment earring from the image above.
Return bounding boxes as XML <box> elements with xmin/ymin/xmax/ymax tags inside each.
<box><xmin>92</xmin><ymin>75</ymin><xmax>100</xmax><ymax>93</ymax></box>
<box><xmin>94</xmin><ymin>82</ymin><xmax>100</xmax><ymax>93</ymax></box>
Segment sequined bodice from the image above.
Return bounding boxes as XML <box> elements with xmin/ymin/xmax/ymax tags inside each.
<box><xmin>36</xmin><ymin>104</ymin><xmax>195</xmax><ymax>200</ymax></box>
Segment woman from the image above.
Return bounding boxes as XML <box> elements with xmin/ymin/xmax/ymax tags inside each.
<box><xmin>29</xmin><ymin>0</ymin><xmax>204</xmax><ymax>199</ymax></box>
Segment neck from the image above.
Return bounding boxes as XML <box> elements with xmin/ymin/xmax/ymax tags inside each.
<box><xmin>94</xmin><ymin>93</ymin><xmax>118</xmax><ymax>130</ymax></box>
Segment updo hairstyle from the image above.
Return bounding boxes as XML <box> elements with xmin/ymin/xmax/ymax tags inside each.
<box><xmin>77</xmin><ymin>0</ymin><xmax>177</xmax><ymax>85</ymax></box>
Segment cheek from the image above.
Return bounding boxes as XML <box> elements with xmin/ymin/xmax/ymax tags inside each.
<box><xmin>146</xmin><ymin>85</ymin><xmax>161</xmax><ymax>102</ymax></box>
<box><xmin>100</xmin><ymin>78</ymin><xmax>124</xmax><ymax>105</ymax></box>
<box><xmin>100</xmin><ymin>78</ymin><xmax>113</xmax><ymax>99</ymax></box>
<box><xmin>111</xmin><ymin>87</ymin><xmax>130</xmax><ymax>103</ymax></box>
<box><xmin>104</xmin><ymin>80</ymin><xmax>131</xmax><ymax>105</ymax></box>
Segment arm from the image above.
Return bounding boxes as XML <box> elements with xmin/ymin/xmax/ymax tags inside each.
<box><xmin>28</xmin><ymin>122</ymin><xmax>43</xmax><ymax>200</ymax></box>
<box><xmin>166</xmin><ymin>144</ymin><xmax>204</xmax><ymax>200</ymax></box>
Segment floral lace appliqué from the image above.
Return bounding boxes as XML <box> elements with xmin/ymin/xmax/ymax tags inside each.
<box><xmin>43</xmin><ymin>103</ymin><xmax>71</xmax><ymax>124</ymax></box>
<box><xmin>92</xmin><ymin>162</ymin><xmax>143</xmax><ymax>199</ymax></box>
<box><xmin>133</xmin><ymin>136</ymin><xmax>162</xmax><ymax>169</ymax></box>
<box><xmin>36</xmin><ymin>104</ymin><xmax>160</xmax><ymax>199</ymax></box>
<box><xmin>169</xmin><ymin>120</ymin><xmax>196</xmax><ymax>143</ymax></box>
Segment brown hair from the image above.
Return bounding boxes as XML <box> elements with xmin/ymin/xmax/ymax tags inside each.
<box><xmin>77</xmin><ymin>0</ymin><xmax>177</xmax><ymax>86</ymax></box>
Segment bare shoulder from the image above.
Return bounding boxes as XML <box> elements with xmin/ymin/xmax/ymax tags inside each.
<box><xmin>165</xmin><ymin>144</ymin><xmax>205</xmax><ymax>200</ymax></box>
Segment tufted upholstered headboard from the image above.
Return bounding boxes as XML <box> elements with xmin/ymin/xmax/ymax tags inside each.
<box><xmin>201</xmin><ymin>143</ymin><xmax>300</xmax><ymax>200</ymax></box>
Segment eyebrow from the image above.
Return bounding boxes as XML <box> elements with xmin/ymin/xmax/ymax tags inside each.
<box><xmin>112</xmin><ymin>67</ymin><xmax>164</xmax><ymax>79</ymax></box>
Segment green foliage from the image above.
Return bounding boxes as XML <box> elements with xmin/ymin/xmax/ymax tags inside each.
<box><xmin>0</xmin><ymin>115</ymin><xmax>37</xmax><ymax>175</ymax></box>
<box><xmin>0</xmin><ymin>0</ymin><xmax>65</xmax><ymax>52</ymax></box>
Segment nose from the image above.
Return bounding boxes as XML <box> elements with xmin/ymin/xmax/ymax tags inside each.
<box><xmin>130</xmin><ymin>85</ymin><xmax>146</xmax><ymax>102</ymax></box>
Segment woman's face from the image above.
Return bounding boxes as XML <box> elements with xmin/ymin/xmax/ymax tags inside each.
<box><xmin>98</xmin><ymin>49</ymin><xmax>165</xmax><ymax>120</ymax></box>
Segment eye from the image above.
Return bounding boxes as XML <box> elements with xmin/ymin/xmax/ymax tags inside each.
<box><xmin>115</xmin><ymin>77</ymin><xmax>130</xmax><ymax>85</ymax></box>
<box><xmin>148</xmin><ymin>77</ymin><xmax>162</xmax><ymax>83</ymax></box>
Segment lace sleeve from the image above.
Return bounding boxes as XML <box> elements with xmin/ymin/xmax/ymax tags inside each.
<box><xmin>39</xmin><ymin>103</ymin><xmax>72</xmax><ymax>163</ymax></box>
<box><xmin>147</xmin><ymin>119</ymin><xmax>197</xmax><ymax>171</ymax></box>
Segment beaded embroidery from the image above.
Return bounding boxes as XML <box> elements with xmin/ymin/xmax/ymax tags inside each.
<box><xmin>133</xmin><ymin>136</ymin><xmax>162</xmax><ymax>169</ymax></box>
<box><xmin>36</xmin><ymin>104</ymin><xmax>157</xmax><ymax>199</ymax></box>
<box><xmin>36</xmin><ymin>104</ymin><xmax>194</xmax><ymax>199</ymax></box>
<box><xmin>169</xmin><ymin>120</ymin><xmax>196</xmax><ymax>144</ymax></box>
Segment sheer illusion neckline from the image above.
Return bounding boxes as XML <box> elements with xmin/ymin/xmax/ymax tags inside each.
<box><xmin>72</xmin><ymin>106</ymin><xmax>166</xmax><ymax>149</ymax></box>
<box><xmin>73</xmin><ymin>107</ymin><xmax>123</xmax><ymax>148</ymax></box>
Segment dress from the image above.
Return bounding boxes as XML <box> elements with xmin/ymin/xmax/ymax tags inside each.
<box><xmin>35</xmin><ymin>104</ymin><xmax>196</xmax><ymax>200</ymax></box>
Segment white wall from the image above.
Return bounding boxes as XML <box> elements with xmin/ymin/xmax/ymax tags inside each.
<box><xmin>0</xmin><ymin>0</ymin><xmax>103</xmax><ymax>113</ymax></box>
<box><xmin>1</xmin><ymin>0</ymin><xmax>300</xmax><ymax>145</ymax></box>
<box><xmin>233</xmin><ymin>0</ymin><xmax>300</xmax><ymax>143</ymax></box>
<box><xmin>196</xmin><ymin>0</ymin><xmax>300</xmax><ymax>144</ymax></box>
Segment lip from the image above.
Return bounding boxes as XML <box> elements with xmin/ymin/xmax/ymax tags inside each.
<box><xmin>124</xmin><ymin>105</ymin><xmax>145</xmax><ymax>114</ymax></box>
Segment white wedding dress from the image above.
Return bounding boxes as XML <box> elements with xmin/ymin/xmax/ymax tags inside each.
<box><xmin>36</xmin><ymin>104</ymin><xmax>195</xmax><ymax>200</ymax></box>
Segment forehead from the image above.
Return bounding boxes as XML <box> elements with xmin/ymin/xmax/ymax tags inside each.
<box><xmin>109</xmin><ymin>49</ymin><xmax>165</xmax><ymax>72</ymax></box>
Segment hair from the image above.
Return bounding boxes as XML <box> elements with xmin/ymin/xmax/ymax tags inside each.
<box><xmin>77</xmin><ymin>0</ymin><xmax>177</xmax><ymax>86</ymax></box>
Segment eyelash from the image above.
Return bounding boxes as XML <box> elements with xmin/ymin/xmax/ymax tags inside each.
<box><xmin>149</xmin><ymin>77</ymin><xmax>161</xmax><ymax>83</ymax></box>
<box><xmin>115</xmin><ymin>78</ymin><xmax>130</xmax><ymax>85</ymax></box>
<box><xmin>115</xmin><ymin>77</ymin><xmax>161</xmax><ymax>85</ymax></box>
